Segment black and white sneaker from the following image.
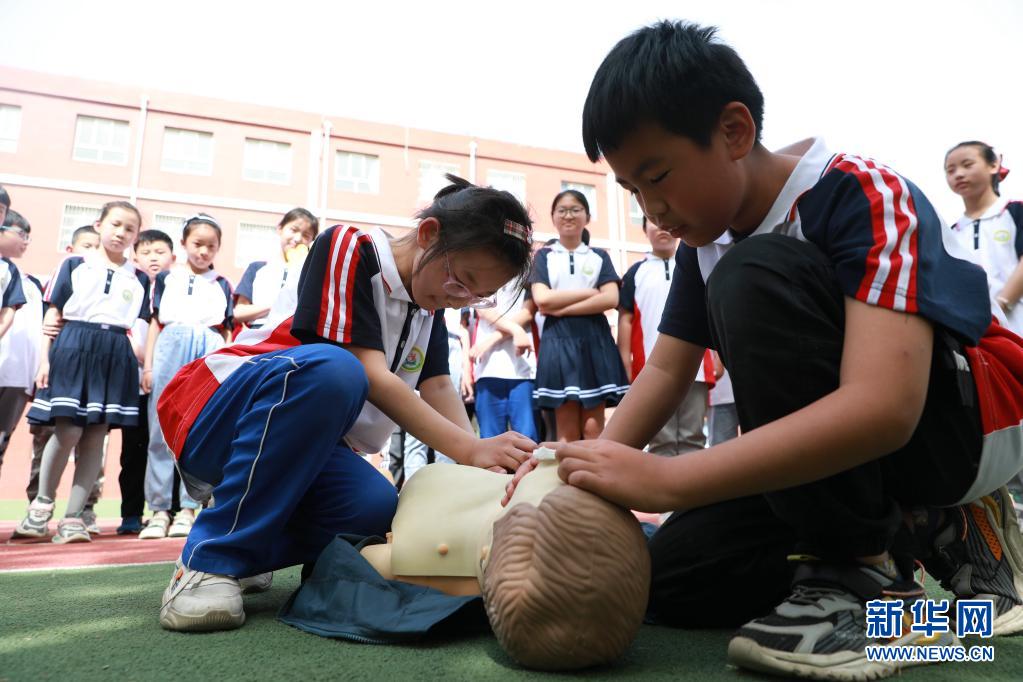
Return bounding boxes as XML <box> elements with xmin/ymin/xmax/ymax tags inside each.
<box><xmin>920</xmin><ymin>486</ymin><xmax>1023</xmax><ymax>635</ymax></box>
<box><xmin>727</xmin><ymin>557</ymin><xmax>958</xmax><ymax>681</ymax></box>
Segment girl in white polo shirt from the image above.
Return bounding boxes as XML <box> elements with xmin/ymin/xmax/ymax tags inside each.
<box><xmin>140</xmin><ymin>214</ymin><xmax>233</xmax><ymax>540</ymax></box>
<box><xmin>530</xmin><ymin>190</ymin><xmax>629</xmax><ymax>442</ymax></box>
<box><xmin>17</xmin><ymin>201</ymin><xmax>149</xmax><ymax>544</ymax></box>
<box><xmin>944</xmin><ymin>141</ymin><xmax>1023</xmax><ymax>334</ymax></box>
<box><xmin>234</xmin><ymin>208</ymin><xmax>318</xmax><ymax>330</ymax></box>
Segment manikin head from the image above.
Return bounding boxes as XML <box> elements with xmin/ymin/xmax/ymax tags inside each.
<box><xmin>482</xmin><ymin>484</ymin><xmax>650</xmax><ymax>671</ymax></box>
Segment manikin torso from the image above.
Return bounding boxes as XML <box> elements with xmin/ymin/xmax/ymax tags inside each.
<box><xmin>361</xmin><ymin>460</ymin><xmax>563</xmax><ymax>594</ymax></box>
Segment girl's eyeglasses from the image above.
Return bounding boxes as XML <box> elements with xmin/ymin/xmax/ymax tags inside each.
<box><xmin>442</xmin><ymin>254</ymin><xmax>497</xmax><ymax>309</ymax></box>
<box><xmin>554</xmin><ymin>207</ymin><xmax>585</xmax><ymax>217</ymax></box>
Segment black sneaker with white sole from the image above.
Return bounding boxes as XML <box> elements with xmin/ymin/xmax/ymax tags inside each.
<box><xmin>727</xmin><ymin>557</ymin><xmax>958</xmax><ymax>681</ymax></box>
<box><xmin>919</xmin><ymin>487</ymin><xmax>1023</xmax><ymax>636</ymax></box>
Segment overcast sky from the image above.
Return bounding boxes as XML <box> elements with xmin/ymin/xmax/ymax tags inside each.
<box><xmin>1</xmin><ymin>0</ymin><xmax>1020</xmax><ymax>220</ymax></box>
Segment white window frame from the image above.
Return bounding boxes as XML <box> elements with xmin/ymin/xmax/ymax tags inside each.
<box><xmin>235</xmin><ymin>221</ymin><xmax>279</xmax><ymax>268</ymax></box>
<box><xmin>628</xmin><ymin>194</ymin><xmax>645</xmax><ymax>226</ymax></box>
<box><xmin>161</xmin><ymin>127</ymin><xmax>215</xmax><ymax>176</ymax></box>
<box><xmin>0</xmin><ymin>104</ymin><xmax>22</xmax><ymax>153</ymax></box>
<box><xmin>152</xmin><ymin>212</ymin><xmax>189</xmax><ymax>261</ymax></box>
<box><xmin>58</xmin><ymin>203</ymin><xmax>102</xmax><ymax>252</ymax></box>
<box><xmin>418</xmin><ymin>160</ymin><xmax>460</xmax><ymax>202</ymax></box>
<box><xmin>243</xmin><ymin>138</ymin><xmax>292</xmax><ymax>185</ymax></box>
<box><xmin>486</xmin><ymin>169</ymin><xmax>527</xmax><ymax>205</ymax></box>
<box><xmin>334</xmin><ymin>150</ymin><xmax>380</xmax><ymax>194</ymax></box>
<box><xmin>560</xmin><ymin>181</ymin><xmax>598</xmax><ymax>220</ymax></box>
<box><xmin>72</xmin><ymin>115</ymin><xmax>130</xmax><ymax>165</ymax></box>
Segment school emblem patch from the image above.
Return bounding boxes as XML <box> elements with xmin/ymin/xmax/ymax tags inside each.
<box><xmin>122</xmin><ymin>289</ymin><xmax>133</xmax><ymax>303</ymax></box>
<box><xmin>401</xmin><ymin>346</ymin><xmax>425</xmax><ymax>373</ymax></box>
<box><xmin>994</xmin><ymin>229</ymin><xmax>1011</xmax><ymax>243</ymax></box>
<box><xmin>582</xmin><ymin>262</ymin><xmax>596</xmax><ymax>276</ymax></box>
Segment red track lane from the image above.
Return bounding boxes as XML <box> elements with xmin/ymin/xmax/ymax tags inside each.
<box><xmin>1</xmin><ymin>519</ymin><xmax>184</xmax><ymax>572</ymax></box>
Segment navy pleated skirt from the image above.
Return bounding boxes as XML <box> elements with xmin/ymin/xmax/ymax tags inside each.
<box><xmin>533</xmin><ymin>315</ymin><xmax>630</xmax><ymax>409</ymax></box>
<box><xmin>27</xmin><ymin>320</ymin><xmax>140</xmax><ymax>427</ymax></box>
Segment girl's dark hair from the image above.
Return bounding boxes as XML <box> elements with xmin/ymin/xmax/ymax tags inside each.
<box><xmin>551</xmin><ymin>189</ymin><xmax>591</xmax><ymax>220</ymax></box>
<box><xmin>99</xmin><ymin>200</ymin><xmax>142</xmax><ymax>226</ymax></box>
<box><xmin>279</xmin><ymin>207</ymin><xmax>320</xmax><ymax>237</ymax></box>
<box><xmin>582</xmin><ymin>21</ymin><xmax>764</xmax><ymax>161</ymax></box>
<box><xmin>412</xmin><ymin>174</ymin><xmax>533</xmax><ymax>281</ymax></box>
<box><xmin>946</xmin><ymin>141</ymin><xmax>1002</xmax><ymax>196</ymax></box>
<box><xmin>182</xmin><ymin>213</ymin><xmax>222</xmax><ymax>243</ymax></box>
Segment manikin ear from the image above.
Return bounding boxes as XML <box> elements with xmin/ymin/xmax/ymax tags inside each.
<box><xmin>717</xmin><ymin>101</ymin><xmax>757</xmax><ymax>162</ymax></box>
<box><xmin>416</xmin><ymin>217</ymin><xmax>441</xmax><ymax>250</ymax></box>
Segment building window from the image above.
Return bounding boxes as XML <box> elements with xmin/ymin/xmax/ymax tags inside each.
<box><xmin>235</xmin><ymin>221</ymin><xmax>278</xmax><ymax>267</ymax></box>
<box><xmin>486</xmin><ymin>169</ymin><xmax>527</xmax><ymax>205</ymax></box>
<box><xmin>560</xmin><ymin>181</ymin><xmax>598</xmax><ymax>219</ymax></box>
<box><xmin>628</xmin><ymin>194</ymin><xmax>644</xmax><ymax>226</ymax></box>
<box><xmin>72</xmin><ymin>115</ymin><xmax>130</xmax><ymax>165</ymax></box>
<box><xmin>0</xmin><ymin>104</ymin><xmax>22</xmax><ymax>153</ymax></box>
<box><xmin>153</xmin><ymin>212</ymin><xmax>189</xmax><ymax>261</ymax></box>
<box><xmin>243</xmin><ymin>138</ymin><xmax>292</xmax><ymax>185</ymax></box>
<box><xmin>335</xmin><ymin>151</ymin><xmax>380</xmax><ymax>194</ymax></box>
<box><xmin>419</xmin><ymin>160</ymin><xmax>460</xmax><ymax>202</ymax></box>
<box><xmin>59</xmin><ymin>203</ymin><xmax>102</xmax><ymax>251</ymax></box>
<box><xmin>161</xmin><ymin>127</ymin><xmax>214</xmax><ymax>175</ymax></box>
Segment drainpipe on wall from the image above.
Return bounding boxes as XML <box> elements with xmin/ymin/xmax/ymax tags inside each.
<box><xmin>605</xmin><ymin>171</ymin><xmax>625</xmax><ymax>274</ymax></box>
<box><xmin>319</xmin><ymin>119</ymin><xmax>332</xmax><ymax>222</ymax></box>
<box><xmin>307</xmin><ymin>127</ymin><xmax>322</xmax><ymax>212</ymax></box>
<box><xmin>403</xmin><ymin>126</ymin><xmax>410</xmax><ymax>172</ymax></box>
<box><xmin>468</xmin><ymin>140</ymin><xmax>478</xmax><ymax>184</ymax></box>
<box><xmin>129</xmin><ymin>95</ymin><xmax>148</xmax><ymax>204</ymax></box>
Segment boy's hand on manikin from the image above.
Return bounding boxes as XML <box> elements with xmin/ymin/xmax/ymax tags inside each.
<box><xmin>555</xmin><ymin>440</ymin><xmax>679</xmax><ymax>513</ymax></box>
<box><xmin>500</xmin><ymin>456</ymin><xmax>539</xmax><ymax>506</ymax></box>
<box><xmin>468</xmin><ymin>431</ymin><xmax>536</xmax><ymax>473</ymax></box>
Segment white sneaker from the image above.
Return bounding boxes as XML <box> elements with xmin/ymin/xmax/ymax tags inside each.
<box><xmin>160</xmin><ymin>560</ymin><xmax>245</xmax><ymax>631</ymax></box>
<box><xmin>81</xmin><ymin>509</ymin><xmax>101</xmax><ymax>535</ymax></box>
<box><xmin>12</xmin><ymin>499</ymin><xmax>54</xmax><ymax>538</ymax></box>
<box><xmin>239</xmin><ymin>572</ymin><xmax>273</xmax><ymax>594</ymax></box>
<box><xmin>139</xmin><ymin>511</ymin><xmax>171</xmax><ymax>540</ymax></box>
<box><xmin>51</xmin><ymin>517</ymin><xmax>92</xmax><ymax>544</ymax></box>
<box><xmin>167</xmin><ymin>509</ymin><xmax>195</xmax><ymax>538</ymax></box>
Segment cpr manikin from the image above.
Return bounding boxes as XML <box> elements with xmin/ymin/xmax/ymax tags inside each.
<box><xmin>360</xmin><ymin>450</ymin><xmax>651</xmax><ymax>670</ymax></box>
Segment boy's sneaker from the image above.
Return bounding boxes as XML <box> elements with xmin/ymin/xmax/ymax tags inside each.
<box><xmin>81</xmin><ymin>509</ymin><xmax>101</xmax><ymax>535</ymax></box>
<box><xmin>52</xmin><ymin>517</ymin><xmax>92</xmax><ymax>544</ymax></box>
<box><xmin>139</xmin><ymin>511</ymin><xmax>171</xmax><ymax>540</ymax></box>
<box><xmin>727</xmin><ymin>557</ymin><xmax>958</xmax><ymax>681</ymax></box>
<box><xmin>160</xmin><ymin>560</ymin><xmax>245</xmax><ymax>631</ymax></box>
<box><xmin>167</xmin><ymin>510</ymin><xmax>195</xmax><ymax>538</ymax></box>
<box><xmin>920</xmin><ymin>487</ymin><xmax>1023</xmax><ymax>636</ymax></box>
<box><xmin>117</xmin><ymin>516</ymin><xmax>145</xmax><ymax>535</ymax></box>
<box><xmin>239</xmin><ymin>572</ymin><xmax>273</xmax><ymax>594</ymax></box>
<box><xmin>12</xmin><ymin>499</ymin><xmax>55</xmax><ymax>538</ymax></box>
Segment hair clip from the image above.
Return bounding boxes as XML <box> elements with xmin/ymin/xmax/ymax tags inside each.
<box><xmin>183</xmin><ymin>213</ymin><xmax>221</xmax><ymax>229</ymax></box>
<box><xmin>503</xmin><ymin>219</ymin><xmax>532</xmax><ymax>244</ymax></box>
<box><xmin>998</xmin><ymin>158</ymin><xmax>1010</xmax><ymax>182</ymax></box>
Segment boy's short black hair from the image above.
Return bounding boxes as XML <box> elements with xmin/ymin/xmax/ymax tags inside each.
<box><xmin>137</xmin><ymin>229</ymin><xmax>174</xmax><ymax>251</ymax></box>
<box><xmin>2</xmin><ymin>209</ymin><xmax>29</xmax><ymax>231</ymax></box>
<box><xmin>0</xmin><ymin>184</ymin><xmax>9</xmax><ymax>209</ymax></box>
<box><xmin>582</xmin><ymin>20</ymin><xmax>764</xmax><ymax>162</ymax></box>
<box><xmin>71</xmin><ymin>225</ymin><xmax>99</xmax><ymax>245</ymax></box>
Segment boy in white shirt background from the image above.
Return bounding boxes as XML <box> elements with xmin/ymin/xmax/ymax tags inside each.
<box><xmin>618</xmin><ymin>217</ymin><xmax>713</xmax><ymax>456</ymax></box>
<box><xmin>0</xmin><ymin>208</ymin><xmax>36</xmax><ymax>480</ymax></box>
